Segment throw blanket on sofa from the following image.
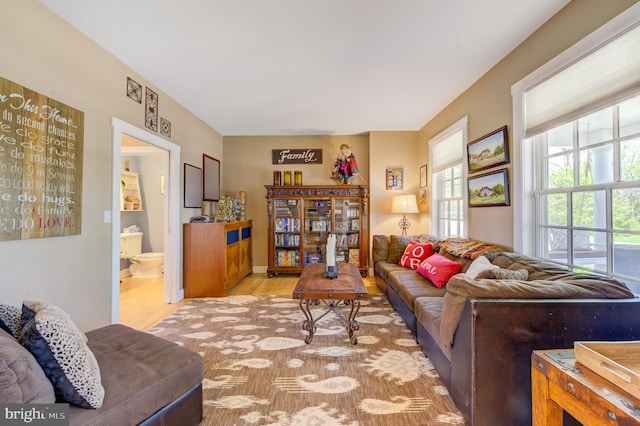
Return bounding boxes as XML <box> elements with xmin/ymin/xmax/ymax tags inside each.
<box><xmin>439</xmin><ymin>238</ymin><xmax>503</xmax><ymax>260</ymax></box>
<box><xmin>440</xmin><ymin>273</ymin><xmax>635</xmax><ymax>348</ymax></box>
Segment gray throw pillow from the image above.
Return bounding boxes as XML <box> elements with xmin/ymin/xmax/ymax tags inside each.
<box><xmin>0</xmin><ymin>328</ymin><xmax>55</xmax><ymax>403</ymax></box>
<box><xmin>476</xmin><ymin>268</ymin><xmax>529</xmax><ymax>280</ymax></box>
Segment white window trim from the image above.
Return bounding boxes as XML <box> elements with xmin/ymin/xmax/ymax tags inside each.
<box><xmin>511</xmin><ymin>3</ymin><xmax>640</xmax><ymax>255</ymax></box>
<box><xmin>429</xmin><ymin>116</ymin><xmax>469</xmax><ymax>237</ymax></box>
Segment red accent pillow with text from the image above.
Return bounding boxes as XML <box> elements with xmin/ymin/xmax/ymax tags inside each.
<box><xmin>399</xmin><ymin>241</ymin><xmax>433</xmax><ymax>270</ymax></box>
<box><xmin>417</xmin><ymin>253</ymin><xmax>462</xmax><ymax>288</ymax></box>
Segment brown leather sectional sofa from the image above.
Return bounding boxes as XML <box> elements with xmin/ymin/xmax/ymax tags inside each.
<box><xmin>373</xmin><ymin>234</ymin><xmax>640</xmax><ymax>426</ymax></box>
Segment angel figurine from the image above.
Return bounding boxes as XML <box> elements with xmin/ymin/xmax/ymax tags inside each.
<box><xmin>331</xmin><ymin>144</ymin><xmax>359</xmax><ymax>184</ymax></box>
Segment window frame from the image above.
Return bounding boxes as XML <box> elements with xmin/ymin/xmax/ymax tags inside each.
<box><xmin>512</xmin><ymin>4</ymin><xmax>640</xmax><ymax>256</ymax></box>
<box><xmin>429</xmin><ymin>116</ymin><xmax>468</xmax><ymax>238</ymax></box>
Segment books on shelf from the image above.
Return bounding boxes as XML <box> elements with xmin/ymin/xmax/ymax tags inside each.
<box><xmin>276</xmin><ymin>249</ymin><xmax>300</xmax><ymax>266</ymax></box>
<box><xmin>275</xmin><ymin>217</ymin><xmax>300</xmax><ymax>232</ymax></box>
<box><xmin>348</xmin><ymin>248</ymin><xmax>360</xmax><ymax>265</ymax></box>
<box><xmin>336</xmin><ymin>233</ymin><xmax>359</xmax><ymax>246</ymax></box>
<box><xmin>275</xmin><ymin>233</ymin><xmax>299</xmax><ymax>247</ymax></box>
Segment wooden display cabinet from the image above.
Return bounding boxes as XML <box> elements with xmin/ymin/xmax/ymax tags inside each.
<box><xmin>183</xmin><ymin>220</ymin><xmax>252</xmax><ymax>297</ymax></box>
<box><xmin>265</xmin><ymin>185</ymin><xmax>368</xmax><ymax>277</ymax></box>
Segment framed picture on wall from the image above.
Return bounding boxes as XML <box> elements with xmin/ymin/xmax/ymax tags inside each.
<box><xmin>468</xmin><ymin>168</ymin><xmax>510</xmax><ymax>207</ymax></box>
<box><xmin>420</xmin><ymin>164</ymin><xmax>427</xmax><ymax>188</ymax></box>
<box><xmin>386</xmin><ymin>167</ymin><xmax>403</xmax><ymax>190</ymax></box>
<box><xmin>202</xmin><ymin>154</ymin><xmax>220</xmax><ymax>201</ymax></box>
<box><xmin>467</xmin><ymin>125</ymin><xmax>509</xmax><ymax>173</ymax></box>
<box><xmin>183</xmin><ymin>163</ymin><xmax>202</xmax><ymax>208</ymax></box>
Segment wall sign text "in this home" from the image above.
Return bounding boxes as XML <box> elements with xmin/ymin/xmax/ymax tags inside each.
<box><xmin>0</xmin><ymin>77</ymin><xmax>84</xmax><ymax>242</ymax></box>
<box><xmin>272</xmin><ymin>149</ymin><xmax>322</xmax><ymax>165</ymax></box>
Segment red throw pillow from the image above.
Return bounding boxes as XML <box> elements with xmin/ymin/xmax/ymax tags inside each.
<box><xmin>399</xmin><ymin>241</ymin><xmax>433</xmax><ymax>270</ymax></box>
<box><xmin>417</xmin><ymin>253</ymin><xmax>462</xmax><ymax>288</ymax></box>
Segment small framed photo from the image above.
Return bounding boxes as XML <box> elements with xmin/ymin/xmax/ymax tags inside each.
<box><xmin>468</xmin><ymin>168</ymin><xmax>510</xmax><ymax>207</ymax></box>
<box><xmin>311</xmin><ymin>221</ymin><xmax>327</xmax><ymax>232</ymax></box>
<box><xmin>419</xmin><ymin>188</ymin><xmax>427</xmax><ymax>205</ymax></box>
<box><xmin>351</xmin><ymin>219</ymin><xmax>360</xmax><ymax>231</ymax></box>
<box><xmin>420</xmin><ymin>164</ymin><xmax>427</xmax><ymax>188</ymax></box>
<box><xmin>183</xmin><ymin>163</ymin><xmax>202</xmax><ymax>208</ymax></box>
<box><xmin>335</xmin><ymin>222</ymin><xmax>348</xmax><ymax>232</ymax></box>
<box><xmin>386</xmin><ymin>167</ymin><xmax>403</xmax><ymax>190</ymax></box>
<box><xmin>467</xmin><ymin>125</ymin><xmax>509</xmax><ymax>173</ymax></box>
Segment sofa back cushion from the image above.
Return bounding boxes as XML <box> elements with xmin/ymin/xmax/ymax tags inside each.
<box><xmin>372</xmin><ymin>235</ymin><xmax>390</xmax><ymax>265</ymax></box>
<box><xmin>491</xmin><ymin>252</ymin><xmax>633</xmax><ymax>294</ymax></box>
<box><xmin>388</xmin><ymin>235</ymin><xmax>420</xmax><ymax>264</ymax></box>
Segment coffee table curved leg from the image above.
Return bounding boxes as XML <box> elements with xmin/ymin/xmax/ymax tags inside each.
<box><xmin>347</xmin><ymin>300</ymin><xmax>361</xmax><ymax>345</ymax></box>
<box><xmin>300</xmin><ymin>299</ymin><xmax>316</xmax><ymax>344</ymax></box>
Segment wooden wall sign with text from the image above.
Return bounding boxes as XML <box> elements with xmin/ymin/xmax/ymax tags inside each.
<box><xmin>0</xmin><ymin>77</ymin><xmax>84</xmax><ymax>241</ymax></box>
<box><xmin>272</xmin><ymin>149</ymin><xmax>322</xmax><ymax>165</ymax></box>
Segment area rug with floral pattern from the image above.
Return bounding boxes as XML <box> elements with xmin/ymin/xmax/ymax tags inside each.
<box><xmin>150</xmin><ymin>294</ymin><xmax>465</xmax><ymax>425</ymax></box>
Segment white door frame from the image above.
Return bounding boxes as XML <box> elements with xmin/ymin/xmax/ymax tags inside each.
<box><xmin>110</xmin><ymin>117</ymin><xmax>182</xmax><ymax>323</ymax></box>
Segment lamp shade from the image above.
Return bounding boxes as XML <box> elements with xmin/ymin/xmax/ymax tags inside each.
<box><xmin>391</xmin><ymin>195</ymin><xmax>419</xmax><ymax>214</ymax></box>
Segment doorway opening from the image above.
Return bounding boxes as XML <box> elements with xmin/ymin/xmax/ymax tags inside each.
<box><xmin>111</xmin><ymin>118</ymin><xmax>182</xmax><ymax>324</ymax></box>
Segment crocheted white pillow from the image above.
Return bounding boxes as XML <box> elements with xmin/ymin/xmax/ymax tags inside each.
<box><xmin>0</xmin><ymin>303</ymin><xmax>21</xmax><ymax>338</ymax></box>
<box><xmin>20</xmin><ymin>300</ymin><xmax>104</xmax><ymax>408</ymax></box>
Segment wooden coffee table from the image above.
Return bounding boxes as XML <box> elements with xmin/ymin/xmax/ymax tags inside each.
<box><xmin>293</xmin><ymin>263</ymin><xmax>368</xmax><ymax>344</ymax></box>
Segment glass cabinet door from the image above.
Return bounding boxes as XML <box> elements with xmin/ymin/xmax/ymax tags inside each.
<box><xmin>274</xmin><ymin>199</ymin><xmax>301</xmax><ymax>266</ymax></box>
<box><xmin>334</xmin><ymin>198</ymin><xmax>361</xmax><ymax>265</ymax></box>
<box><xmin>303</xmin><ymin>199</ymin><xmax>331</xmax><ymax>264</ymax></box>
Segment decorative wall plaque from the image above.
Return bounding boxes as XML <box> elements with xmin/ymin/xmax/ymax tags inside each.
<box><xmin>271</xmin><ymin>149</ymin><xmax>322</xmax><ymax>165</ymax></box>
<box><xmin>145</xmin><ymin>87</ymin><xmax>158</xmax><ymax>132</ymax></box>
<box><xmin>0</xmin><ymin>77</ymin><xmax>84</xmax><ymax>241</ymax></box>
<box><xmin>126</xmin><ymin>77</ymin><xmax>142</xmax><ymax>103</ymax></box>
<box><xmin>160</xmin><ymin>117</ymin><xmax>171</xmax><ymax>137</ymax></box>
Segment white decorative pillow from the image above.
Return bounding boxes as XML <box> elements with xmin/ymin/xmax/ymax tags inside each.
<box><xmin>20</xmin><ymin>300</ymin><xmax>104</xmax><ymax>409</ymax></box>
<box><xmin>0</xmin><ymin>303</ymin><xmax>21</xmax><ymax>339</ymax></box>
<box><xmin>465</xmin><ymin>255</ymin><xmax>498</xmax><ymax>279</ymax></box>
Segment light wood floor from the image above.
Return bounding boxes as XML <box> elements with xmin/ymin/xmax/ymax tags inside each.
<box><xmin>120</xmin><ymin>272</ymin><xmax>381</xmax><ymax>331</ymax></box>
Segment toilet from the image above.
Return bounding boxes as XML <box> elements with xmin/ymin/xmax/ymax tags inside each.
<box><xmin>120</xmin><ymin>232</ymin><xmax>164</xmax><ymax>278</ymax></box>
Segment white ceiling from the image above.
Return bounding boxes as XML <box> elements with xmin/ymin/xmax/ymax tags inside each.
<box><xmin>39</xmin><ymin>0</ymin><xmax>570</xmax><ymax>136</ymax></box>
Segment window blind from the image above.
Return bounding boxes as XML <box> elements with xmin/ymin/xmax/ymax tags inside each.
<box><xmin>524</xmin><ymin>23</ymin><xmax>640</xmax><ymax>137</ymax></box>
<box><xmin>431</xmin><ymin>130</ymin><xmax>463</xmax><ymax>173</ymax></box>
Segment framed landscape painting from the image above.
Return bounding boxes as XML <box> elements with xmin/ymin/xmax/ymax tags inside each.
<box><xmin>467</xmin><ymin>125</ymin><xmax>509</xmax><ymax>173</ymax></box>
<box><xmin>468</xmin><ymin>168</ymin><xmax>510</xmax><ymax>207</ymax></box>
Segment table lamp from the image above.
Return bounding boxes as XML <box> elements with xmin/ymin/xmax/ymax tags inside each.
<box><xmin>391</xmin><ymin>194</ymin><xmax>419</xmax><ymax>236</ymax></box>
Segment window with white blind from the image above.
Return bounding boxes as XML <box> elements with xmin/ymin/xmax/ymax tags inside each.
<box><xmin>429</xmin><ymin>116</ymin><xmax>468</xmax><ymax>238</ymax></box>
<box><xmin>512</xmin><ymin>4</ymin><xmax>640</xmax><ymax>292</ymax></box>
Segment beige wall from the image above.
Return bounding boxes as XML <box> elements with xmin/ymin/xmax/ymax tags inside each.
<box><xmin>222</xmin><ymin>135</ymin><xmax>370</xmax><ymax>269</ymax></box>
<box><xmin>368</xmin><ymin>131</ymin><xmax>422</xmax><ymax>236</ymax></box>
<box><xmin>1</xmin><ymin>1</ymin><xmax>222</xmax><ymax>330</ymax></box>
<box><xmin>417</xmin><ymin>0</ymin><xmax>638</xmax><ymax>250</ymax></box>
